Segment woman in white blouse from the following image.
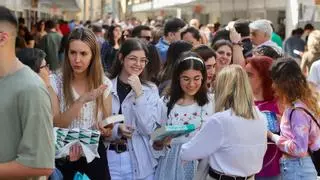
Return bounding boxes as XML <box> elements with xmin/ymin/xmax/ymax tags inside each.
<box><xmin>50</xmin><ymin>28</ymin><xmax>113</xmax><ymax>179</ymax></box>
<box><xmin>180</xmin><ymin>65</ymin><xmax>268</xmax><ymax>180</ymax></box>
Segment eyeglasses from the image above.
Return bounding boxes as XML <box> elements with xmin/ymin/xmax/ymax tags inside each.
<box><xmin>138</xmin><ymin>36</ymin><xmax>151</xmax><ymax>41</ymax></box>
<box><xmin>126</xmin><ymin>56</ymin><xmax>149</xmax><ymax>65</ymax></box>
<box><xmin>40</xmin><ymin>63</ymin><xmax>50</xmax><ymax>70</ymax></box>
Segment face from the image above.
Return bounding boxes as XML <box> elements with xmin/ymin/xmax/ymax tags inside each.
<box><xmin>215</xmin><ymin>45</ymin><xmax>232</xmax><ymax>73</ymax></box>
<box><xmin>113</xmin><ymin>27</ymin><xmax>122</xmax><ymax>40</ymax></box>
<box><xmin>179</xmin><ymin>69</ymin><xmax>203</xmax><ymax>97</ymax></box>
<box><xmin>38</xmin><ymin>59</ymin><xmax>50</xmax><ymax>85</ymax></box>
<box><xmin>169</xmin><ymin>31</ymin><xmax>182</xmax><ymax>42</ymax></box>
<box><xmin>139</xmin><ymin>30</ymin><xmax>152</xmax><ymax>42</ymax></box>
<box><xmin>205</xmin><ymin>56</ymin><xmax>216</xmax><ymax>84</ymax></box>
<box><xmin>182</xmin><ymin>32</ymin><xmax>200</xmax><ymax>47</ymax></box>
<box><xmin>250</xmin><ymin>29</ymin><xmax>268</xmax><ymax>46</ymax></box>
<box><xmin>123</xmin><ymin>30</ymin><xmax>130</xmax><ymax>40</ymax></box>
<box><xmin>245</xmin><ymin>63</ymin><xmax>262</xmax><ymax>96</ymax></box>
<box><xmin>122</xmin><ymin>50</ymin><xmax>148</xmax><ymax>76</ymax></box>
<box><xmin>68</xmin><ymin>40</ymin><xmax>92</xmax><ymax>74</ymax></box>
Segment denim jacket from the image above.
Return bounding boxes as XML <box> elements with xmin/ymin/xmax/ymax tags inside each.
<box><xmin>109</xmin><ymin>77</ymin><xmax>160</xmax><ymax>179</ymax></box>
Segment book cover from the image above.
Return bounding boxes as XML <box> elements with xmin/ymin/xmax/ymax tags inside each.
<box><xmin>151</xmin><ymin>124</ymin><xmax>196</xmax><ymax>141</ymax></box>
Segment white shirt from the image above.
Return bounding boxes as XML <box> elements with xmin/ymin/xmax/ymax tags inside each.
<box><xmin>180</xmin><ymin>108</ymin><xmax>267</xmax><ymax>177</ymax></box>
<box><xmin>308</xmin><ymin>60</ymin><xmax>320</xmax><ymax>86</ymax></box>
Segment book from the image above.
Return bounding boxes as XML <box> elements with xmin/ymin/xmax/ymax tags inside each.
<box><xmin>151</xmin><ymin>124</ymin><xmax>196</xmax><ymax>141</ymax></box>
<box><xmin>101</xmin><ymin>115</ymin><xmax>125</xmax><ymax>127</ymax></box>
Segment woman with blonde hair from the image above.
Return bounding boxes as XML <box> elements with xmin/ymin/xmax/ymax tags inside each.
<box><xmin>180</xmin><ymin>65</ymin><xmax>267</xmax><ymax>180</ymax></box>
<box><xmin>301</xmin><ymin>30</ymin><xmax>320</xmax><ymax>75</ymax></box>
<box><xmin>50</xmin><ymin>27</ymin><xmax>112</xmax><ymax>179</ymax></box>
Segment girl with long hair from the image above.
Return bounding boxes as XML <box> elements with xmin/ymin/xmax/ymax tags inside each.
<box><xmin>268</xmin><ymin>58</ymin><xmax>320</xmax><ymax>180</ymax></box>
<box><xmin>50</xmin><ymin>28</ymin><xmax>112</xmax><ymax>179</ymax></box>
<box><xmin>154</xmin><ymin>52</ymin><xmax>214</xmax><ymax>180</ymax></box>
<box><xmin>107</xmin><ymin>38</ymin><xmax>160</xmax><ymax>180</ymax></box>
<box><xmin>181</xmin><ymin>65</ymin><xmax>268</xmax><ymax>180</ymax></box>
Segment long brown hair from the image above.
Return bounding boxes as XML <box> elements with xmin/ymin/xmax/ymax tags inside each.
<box><xmin>63</xmin><ymin>27</ymin><xmax>107</xmax><ymax>120</ymax></box>
<box><xmin>271</xmin><ymin>58</ymin><xmax>320</xmax><ymax>117</ymax></box>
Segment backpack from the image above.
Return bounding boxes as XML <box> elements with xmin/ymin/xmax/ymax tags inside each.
<box><xmin>289</xmin><ymin>107</ymin><xmax>320</xmax><ymax>175</ymax></box>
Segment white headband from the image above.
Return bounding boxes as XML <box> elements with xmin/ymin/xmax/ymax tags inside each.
<box><xmin>182</xmin><ymin>57</ymin><xmax>204</xmax><ymax>64</ymax></box>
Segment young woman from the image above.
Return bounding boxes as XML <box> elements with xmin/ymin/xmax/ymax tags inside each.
<box><xmin>193</xmin><ymin>45</ymin><xmax>216</xmax><ymax>92</ymax></box>
<box><xmin>157</xmin><ymin>40</ymin><xmax>193</xmax><ymax>95</ymax></box>
<box><xmin>101</xmin><ymin>25</ymin><xmax>122</xmax><ymax>71</ymax></box>
<box><xmin>154</xmin><ymin>52</ymin><xmax>214</xmax><ymax>180</ymax></box>
<box><xmin>180</xmin><ymin>65</ymin><xmax>268</xmax><ymax>180</ymax></box>
<box><xmin>245</xmin><ymin>56</ymin><xmax>282</xmax><ymax>180</ymax></box>
<box><xmin>107</xmin><ymin>38</ymin><xmax>160</xmax><ymax>180</ymax></box>
<box><xmin>268</xmin><ymin>58</ymin><xmax>320</xmax><ymax>180</ymax></box>
<box><xmin>50</xmin><ymin>28</ymin><xmax>112</xmax><ymax>180</ymax></box>
<box><xmin>212</xmin><ymin>39</ymin><xmax>233</xmax><ymax>74</ymax></box>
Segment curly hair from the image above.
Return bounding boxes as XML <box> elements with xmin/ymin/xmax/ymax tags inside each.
<box><xmin>271</xmin><ymin>58</ymin><xmax>320</xmax><ymax>117</ymax></box>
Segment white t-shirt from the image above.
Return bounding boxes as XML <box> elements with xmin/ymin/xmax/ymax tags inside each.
<box><xmin>308</xmin><ymin>60</ymin><xmax>320</xmax><ymax>86</ymax></box>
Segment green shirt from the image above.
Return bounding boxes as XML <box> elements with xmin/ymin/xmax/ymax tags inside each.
<box><xmin>0</xmin><ymin>66</ymin><xmax>54</xmax><ymax>179</ymax></box>
<box><xmin>39</xmin><ymin>31</ymin><xmax>62</xmax><ymax>71</ymax></box>
<box><xmin>271</xmin><ymin>32</ymin><xmax>283</xmax><ymax>48</ymax></box>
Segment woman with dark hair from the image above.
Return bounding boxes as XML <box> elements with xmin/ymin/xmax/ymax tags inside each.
<box><xmin>35</xmin><ymin>20</ymin><xmax>47</xmax><ymax>46</ymax></box>
<box><xmin>157</xmin><ymin>40</ymin><xmax>193</xmax><ymax>95</ymax></box>
<box><xmin>212</xmin><ymin>39</ymin><xmax>233</xmax><ymax>74</ymax></box>
<box><xmin>245</xmin><ymin>56</ymin><xmax>282</xmax><ymax>180</ymax></box>
<box><xmin>153</xmin><ymin>52</ymin><xmax>214</xmax><ymax>180</ymax></box>
<box><xmin>50</xmin><ymin>28</ymin><xmax>112</xmax><ymax>180</ymax></box>
<box><xmin>253</xmin><ymin>45</ymin><xmax>282</xmax><ymax>60</ymax></box>
<box><xmin>181</xmin><ymin>27</ymin><xmax>201</xmax><ymax>47</ymax></box>
<box><xmin>268</xmin><ymin>58</ymin><xmax>320</xmax><ymax>180</ymax></box>
<box><xmin>193</xmin><ymin>45</ymin><xmax>216</xmax><ymax>92</ymax></box>
<box><xmin>146</xmin><ymin>43</ymin><xmax>161</xmax><ymax>84</ymax></box>
<box><xmin>121</xmin><ymin>28</ymin><xmax>132</xmax><ymax>42</ymax></box>
<box><xmin>107</xmin><ymin>38</ymin><xmax>160</xmax><ymax>180</ymax></box>
<box><xmin>101</xmin><ymin>25</ymin><xmax>122</xmax><ymax>71</ymax></box>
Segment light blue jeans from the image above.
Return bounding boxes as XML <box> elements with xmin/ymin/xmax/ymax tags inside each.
<box><xmin>280</xmin><ymin>156</ymin><xmax>317</xmax><ymax>180</ymax></box>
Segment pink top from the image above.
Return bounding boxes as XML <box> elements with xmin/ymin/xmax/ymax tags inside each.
<box><xmin>255</xmin><ymin>99</ymin><xmax>282</xmax><ymax>177</ymax></box>
<box><xmin>272</xmin><ymin>100</ymin><xmax>320</xmax><ymax>157</ymax></box>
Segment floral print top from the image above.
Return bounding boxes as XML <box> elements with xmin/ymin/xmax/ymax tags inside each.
<box><xmin>273</xmin><ymin>100</ymin><xmax>320</xmax><ymax>157</ymax></box>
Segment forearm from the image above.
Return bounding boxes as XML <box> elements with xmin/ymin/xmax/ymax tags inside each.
<box><xmin>232</xmin><ymin>45</ymin><xmax>246</xmax><ymax>67</ymax></box>
<box><xmin>0</xmin><ymin>161</ymin><xmax>53</xmax><ymax>179</ymax></box>
<box><xmin>54</xmin><ymin>99</ymin><xmax>84</xmax><ymax>128</ymax></box>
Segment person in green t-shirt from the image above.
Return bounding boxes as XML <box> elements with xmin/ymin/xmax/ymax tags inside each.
<box><xmin>0</xmin><ymin>6</ymin><xmax>54</xmax><ymax>179</ymax></box>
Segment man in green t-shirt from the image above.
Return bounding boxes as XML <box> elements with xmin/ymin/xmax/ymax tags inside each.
<box><xmin>0</xmin><ymin>6</ymin><xmax>54</xmax><ymax>179</ymax></box>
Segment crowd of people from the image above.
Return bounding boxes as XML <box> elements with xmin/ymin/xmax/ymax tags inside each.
<box><xmin>1</xmin><ymin>5</ymin><xmax>320</xmax><ymax>180</ymax></box>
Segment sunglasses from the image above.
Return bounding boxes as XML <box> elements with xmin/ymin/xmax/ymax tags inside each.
<box><xmin>139</xmin><ymin>35</ymin><xmax>151</xmax><ymax>41</ymax></box>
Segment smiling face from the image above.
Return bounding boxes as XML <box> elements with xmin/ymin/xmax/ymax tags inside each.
<box><xmin>68</xmin><ymin>40</ymin><xmax>92</xmax><ymax>75</ymax></box>
<box><xmin>215</xmin><ymin>45</ymin><xmax>232</xmax><ymax>73</ymax></box>
<box><xmin>179</xmin><ymin>69</ymin><xmax>203</xmax><ymax>97</ymax></box>
<box><xmin>121</xmin><ymin>50</ymin><xmax>148</xmax><ymax>76</ymax></box>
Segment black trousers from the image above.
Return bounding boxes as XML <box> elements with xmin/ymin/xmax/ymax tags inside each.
<box><xmin>56</xmin><ymin>139</ymin><xmax>111</xmax><ymax>180</ymax></box>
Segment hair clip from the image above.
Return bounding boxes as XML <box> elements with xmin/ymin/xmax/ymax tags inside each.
<box><xmin>182</xmin><ymin>57</ymin><xmax>204</xmax><ymax>64</ymax></box>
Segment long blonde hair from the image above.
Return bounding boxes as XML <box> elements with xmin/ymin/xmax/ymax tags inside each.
<box><xmin>63</xmin><ymin>28</ymin><xmax>107</xmax><ymax>120</ymax></box>
<box><xmin>215</xmin><ymin>65</ymin><xmax>257</xmax><ymax>119</ymax></box>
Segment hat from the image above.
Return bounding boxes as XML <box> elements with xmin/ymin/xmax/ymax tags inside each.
<box><xmin>249</xmin><ymin>19</ymin><xmax>273</xmax><ymax>36</ymax></box>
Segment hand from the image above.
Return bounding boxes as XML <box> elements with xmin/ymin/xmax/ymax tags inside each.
<box><xmin>229</xmin><ymin>27</ymin><xmax>242</xmax><ymax>44</ymax></box>
<box><xmin>267</xmin><ymin>131</ymin><xmax>274</xmax><ymax>140</ymax></box>
<box><xmin>118</xmin><ymin>124</ymin><xmax>134</xmax><ymax>139</ymax></box>
<box><xmin>96</xmin><ymin>121</ymin><xmax>113</xmax><ymax>138</ymax></box>
<box><xmin>78</xmin><ymin>84</ymin><xmax>107</xmax><ymax>104</ymax></box>
<box><xmin>127</xmin><ymin>75</ymin><xmax>143</xmax><ymax>97</ymax></box>
<box><xmin>153</xmin><ymin>136</ymin><xmax>172</xmax><ymax>150</ymax></box>
<box><xmin>69</xmin><ymin>144</ymin><xmax>82</xmax><ymax>162</ymax></box>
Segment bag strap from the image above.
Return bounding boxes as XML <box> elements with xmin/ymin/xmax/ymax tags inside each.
<box><xmin>289</xmin><ymin>107</ymin><xmax>320</xmax><ymax>130</ymax></box>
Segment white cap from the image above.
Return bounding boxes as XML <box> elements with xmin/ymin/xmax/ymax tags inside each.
<box><xmin>249</xmin><ymin>19</ymin><xmax>273</xmax><ymax>37</ymax></box>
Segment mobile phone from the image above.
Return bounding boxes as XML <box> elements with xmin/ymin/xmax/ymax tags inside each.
<box><xmin>263</xmin><ymin>111</ymin><xmax>280</xmax><ymax>133</ymax></box>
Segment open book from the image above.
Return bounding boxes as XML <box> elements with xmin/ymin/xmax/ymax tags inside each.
<box><xmin>151</xmin><ymin>124</ymin><xmax>196</xmax><ymax>141</ymax></box>
<box><xmin>101</xmin><ymin>115</ymin><xmax>125</xmax><ymax>127</ymax></box>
